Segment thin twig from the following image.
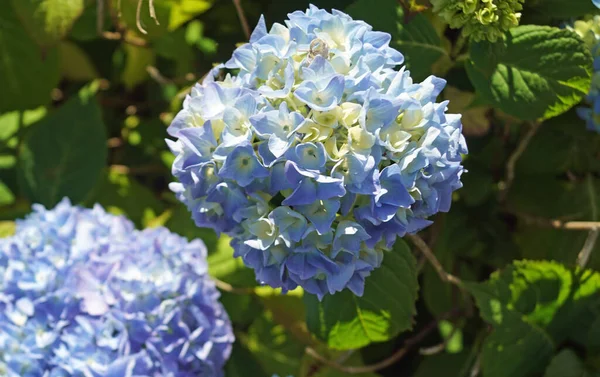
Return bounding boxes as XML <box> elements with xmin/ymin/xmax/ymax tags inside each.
<box><xmin>500</xmin><ymin>121</ymin><xmax>541</xmax><ymax>200</ymax></box>
<box><xmin>146</xmin><ymin>66</ymin><xmax>172</xmax><ymax>85</ymax></box>
<box><xmin>470</xmin><ymin>353</ymin><xmax>482</xmax><ymax>377</ymax></box>
<box><xmin>110</xmin><ymin>164</ymin><xmax>165</xmax><ymax>175</ymax></box>
<box><xmin>577</xmin><ymin>229</ymin><xmax>599</xmax><ymax>268</ymax></box>
<box><xmin>407</xmin><ymin>234</ymin><xmax>462</xmax><ymax>286</ymax></box>
<box><xmin>232</xmin><ymin>0</ymin><xmax>251</xmax><ymax>40</ymax></box>
<box><xmin>117</xmin><ymin>0</ymin><xmax>122</xmax><ymax>17</ymax></box>
<box><xmin>587</xmin><ymin>173</ymin><xmax>598</xmax><ymax>221</ymax></box>
<box><xmin>212</xmin><ymin>278</ymin><xmax>256</xmax><ymax>295</ymax></box>
<box><xmin>96</xmin><ymin>0</ymin><xmax>105</xmax><ymax>36</ymax></box>
<box><xmin>136</xmin><ymin>0</ymin><xmax>148</xmax><ymax>34</ymax></box>
<box><xmin>513</xmin><ymin>212</ymin><xmax>600</xmax><ymax>230</ymax></box>
<box><xmin>578</xmin><ymin>175</ymin><xmax>600</xmax><ymax>267</ymax></box>
<box><xmin>107</xmin><ymin>137</ymin><xmax>124</xmax><ymax>148</ymax></box>
<box><xmin>306</xmin><ymin>350</ymin><xmax>356</xmax><ymax>377</ymax></box>
<box><xmin>305</xmin><ymin>309</ymin><xmax>460</xmax><ymax>374</ymax></box>
<box><xmin>149</xmin><ymin>0</ymin><xmax>160</xmax><ymax>25</ymax></box>
<box><xmin>101</xmin><ymin>31</ymin><xmax>148</xmax><ymax>47</ymax></box>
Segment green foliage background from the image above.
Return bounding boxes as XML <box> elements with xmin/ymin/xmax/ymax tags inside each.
<box><xmin>1</xmin><ymin>0</ymin><xmax>600</xmax><ymax>376</ymax></box>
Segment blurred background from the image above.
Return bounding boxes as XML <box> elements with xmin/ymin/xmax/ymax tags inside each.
<box><xmin>1</xmin><ymin>0</ymin><xmax>599</xmax><ymax>376</ymax></box>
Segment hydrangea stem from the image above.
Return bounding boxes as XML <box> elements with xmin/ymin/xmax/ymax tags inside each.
<box><xmin>406</xmin><ymin>233</ymin><xmax>462</xmax><ymax>287</ymax></box>
<box><xmin>499</xmin><ymin>121</ymin><xmax>541</xmax><ymax>201</ymax></box>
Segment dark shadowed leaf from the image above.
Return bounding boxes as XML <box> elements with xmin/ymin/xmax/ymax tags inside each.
<box><xmin>0</xmin><ymin>2</ymin><xmax>60</xmax><ymax>112</ymax></box>
<box><xmin>17</xmin><ymin>82</ymin><xmax>107</xmax><ymax>206</ymax></box>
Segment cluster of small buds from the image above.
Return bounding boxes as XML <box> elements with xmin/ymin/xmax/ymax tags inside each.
<box><xmin>430</xmin><ymin>0</ymin><xmax>524</xmax><ymax>42</ymax></box>
<box><xmin>570</xmin><ymin>16</ymin><xmax>600</xmax><ymax>133</ymax></box>
<box><xmin>168</xmin><ymin>5</ymin><xmax>467</xmax><ymax>299</ymax></box>
<box><xmin>0</xmin><ymin>199</ymin><xmax>233</xmax><ymax>377</ymax></box>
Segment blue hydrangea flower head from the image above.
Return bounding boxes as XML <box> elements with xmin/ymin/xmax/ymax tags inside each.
<box><xmin>0</xmin><ymin>198</ymin><xmax>234</xmax><ymax>376</ymax></box>
<box><xmin>168</xmin><ymin>5</ymin><xmax>467</xmax><ymax>299</ymax></box>
<box><xmin>569</xmin><ymin>16</ymin><xmax>600</xmax><ymax>133</ymax></box>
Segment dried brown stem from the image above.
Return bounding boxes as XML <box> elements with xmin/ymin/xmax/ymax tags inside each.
<box><xmin>513</xmin><ymin>212</ymin><xmax>600</xmax><ymax>231</ymax></box>
<box><xmin>407</xmin><ymin>233</ymin><xmax>462</xmax><ymax>286</ymax></box>
<box><xmin>136</xmin><ymin>0</ymin><xmax>148</xmax><ymax>34</ymax></box>
<box><xmin>97</xmin><ymin>0</ymin><xmax>105</xmax><ymax>36</ymax></box>
<box><xmin>577</xmin><ymin>228</ymin><xmax>599</xmax><ymax>268</ymax></box>
<box><xmin>110</xmin><ymin>164</ymin><xmax>165</xmax><ymax>175</ymax></box>
<box><xmin>101</xmin><ymin>31</ymin><xmax>148</xmax><ymax>47</ymax></box>
<box><xmin>149</xmin><ymin>0</ymin><xmax>160</xmax><ymax>25</ymax></box>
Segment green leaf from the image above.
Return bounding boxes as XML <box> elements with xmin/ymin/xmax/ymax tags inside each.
<box><xmin>169</xmin><ymin>0</ymin><xmax>213</xmax><ymax>31</ymax></box>
<box><xmin>219</xmin><ymin>291</ymin><xmax>262</xmax><ymax>327</ymax></box>
<box><xmin>466</xmin><ymin>25</ymin><xmax>592</xmax><ymax>121</ymax></box>
<box><xmin>0</xmin><ymin>181</ymin><xmax>15</xmax><ymax>206</ymax></box>
<box><xmin>155</xmin><ymin>27</ymin><xmax>194</xmax><ymax>76</ymax></box>
<box><xmin>70</xmin><ymin>2</ymin><xmax>113</xmax><ymax>41</ymax></box>
<box><xmin>423</xmin><ymin>212</ymin><xmax>481</xmax><ymax>316</ymax></box>
<box><xmin>480</xmin><ymin>311</ymin><xmax>555</xmax><ymax>377</ymax></box>
<box><xmin>0</xmin><ymin>107</ymin><xmax>47</xmax><ymax>143</ymax></box>
<box><xmin>0</xmin><ymin>2</ymin><xmax>60</xmax><ymax>112</ymax></box>
<box><xmin>516</xmin><ymin>110</ymin><xmax>600</xmax><ymax>175</ymax></box>
<box><xmin>0</xmin><ymin>221</ymin><xmax>16</xmax><ymax>238</ymax></box>
<box><xmin>207</xmin><ymin>234</ymin><xmax>258</xmax><ymax>287</ymax></box>
<box><xmin>84</xmin><ymin>169</ymin><xmax>164</xmax><ymax>228</ymax></box>
<box><xmin>164</xmin><ymin>204</ymin><xmax>218</xmax><ymax>248</ymax></box>
<box><xmin>59</xmin><ymin>41</ymin><xmax>98</xmax><ymax>81</ymax></box>
<box><xmin>304</xmin><ymin>239</ymin><xmax>418</xmax><ymax>350</ymax></box>
<box><xmin>224</xmin><ymin>343</ymin><xmax>267</xmax><ymax>377</ymax></box>
<box><xmin>466</xmin><ymin>260</ymin><xmax>600</xmax><ymax>377</ymax></box>
<box><xmin>122</xmin><ymin>44</ymin><xmax>156</xmax><ymax>90</ymax></box>
<box><xmin>544</xmin><ymin>349</ymin><xmax>600</xmax><ymax>377</ymax></box>
<box><xmin>10</xmin><ymin>0</ymin><xmax>85</xmax><ymax>47</ymax></box>
<box><xmin>300</xmin><ymin>349</ymin><xmax>380</xmax><ymax>377</ymax></box>
<box><xmin>238</xmin><ymin>311</ymin><xmax>305</xmax><ymax>375</ymax></box>
<box><xmin>414</xmin><ymin>352</ymin><xmax>471</xmax><ymax>377</ymax></box>
<box><xmin>0</xmin><ymin>156</ymin><xmax>16</xmax><ymax>170</ymax></box>
<box><xmin>524</xmin><ymin>0</ymin><xmax>599</xmax><ymax>24</ymax></box>
<box><xmin>17</xmin><ymin>82</ymin><xmax>107</xmax><ymax>207</ymax></box>
<box><xmin>346</xmin><ymin>0</ymin><xmax>449</xmax><ymax>81</ymax></box>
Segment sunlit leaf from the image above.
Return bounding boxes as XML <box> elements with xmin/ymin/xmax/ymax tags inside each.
<box><xmin>10</xmin><ymin>0</ymin><xmax>85</xmax><ymax>47</ymax></box>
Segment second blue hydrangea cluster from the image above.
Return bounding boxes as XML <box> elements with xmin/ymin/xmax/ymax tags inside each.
<box><xmin>168</xmin><ymin>5</ymin><xmax>467</xmax><ymax>299</ymax></box>
<box><xmin>0</xmin><ymin>199</ymin><xmax>233</xmax><ymax>376</ymax></box>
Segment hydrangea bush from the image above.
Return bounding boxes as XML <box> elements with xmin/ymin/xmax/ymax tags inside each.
<box><xmin>570</xmin><ymin>16</ymin><xmax>600</xmax><ymax>133</ymax></box>
<box><xmin>167</xmin><ymin>5</ymin><xmax>467</xmax><ymax>299</ymax></box>
<box><xmin>0</xmin><ymin>199</ymin><xmax>233</xmax><ymax>376</ymax></box>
